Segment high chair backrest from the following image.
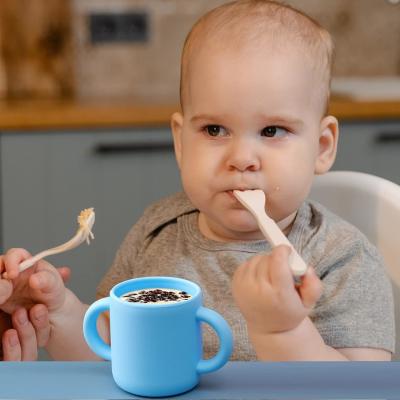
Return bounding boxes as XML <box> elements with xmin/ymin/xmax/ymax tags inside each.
<box><xmin>309</xmin><ymin>170</ymin><xmax>400</xmax><ymax>288</ymax></box>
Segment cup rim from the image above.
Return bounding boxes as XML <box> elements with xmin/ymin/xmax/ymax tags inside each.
<box><xmin>110</xmin><ymin>276</ymin><xmax>201</xmax><ymax>307</ymax></box>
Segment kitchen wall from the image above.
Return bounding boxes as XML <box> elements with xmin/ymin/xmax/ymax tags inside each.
<box><xmin>72</xmin><ymin>0</ymin><xmax>225</xmax><ymax>102</ymax></box>
<box><xmin>71</xmin><ymin>0</ymin><xmax>400</xmax><ymax>103</ymax></box>
<box><xmin>1</xmin><ymin>0</ymin><xmax>400</xmax><ymax>102</ymax></box>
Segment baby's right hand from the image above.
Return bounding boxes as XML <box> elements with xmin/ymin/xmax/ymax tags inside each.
<box><xmin>0</xmin><ymin>248</ymin><xmax>70</xmax><ymax>316</ymax></box>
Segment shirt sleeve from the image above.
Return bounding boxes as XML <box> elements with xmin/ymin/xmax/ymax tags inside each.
<box><xmin>311</xmin><ymin>236</ymin><xmax>395</xmax><ymax>353</ymax></box>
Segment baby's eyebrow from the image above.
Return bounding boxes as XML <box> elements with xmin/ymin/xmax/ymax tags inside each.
<box><xmin>258</xmin><ymin>114</ymin><xmax>304</xmax><ymax>128</ymax></box>
<box><xmin>190</xmin><ymin>113</ymin><xmax>304</xmax><ymax>128</ymax></box>
<box><xmin>190</xmin><ymin>114</ymin><xmax>222</xmax><ymax>124</ymax></box>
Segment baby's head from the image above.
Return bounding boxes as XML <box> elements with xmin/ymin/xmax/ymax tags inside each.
<box><xmin>180</xmin><ymin>0</ymin><xmax>334</xmax><ymax>115</ymax></box>
<box><xmin>171</xmin><ymin>0</ymin><xmax>339</xmax><ymax>242</ymax></box>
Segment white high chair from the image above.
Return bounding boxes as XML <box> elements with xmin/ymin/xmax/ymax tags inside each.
<box><xmin>310</xmin><ymin>170</ymin><xmax>400</xmax><ymax>287</ymax></box>
<box><xmin>309</xmin><ymin>170</ymin><xmax>400</xmax><ymax>359</ymax></box>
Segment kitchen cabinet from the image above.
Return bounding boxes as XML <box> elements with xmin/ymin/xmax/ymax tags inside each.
<box><xmin>0</xmin><ymin>128</ymin><xmax>181</xmax><ymax>306</ymax></box>
<box><xmin>333</xmin><ymin>120</ymin><xmax>400</xmax><ymax>184</ymax></box>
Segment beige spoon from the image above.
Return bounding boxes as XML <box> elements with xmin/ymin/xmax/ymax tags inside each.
<box><xmin>233</xmin><ymin>190</ymin><xmax>307</xmax><ymax>277</ymax></box>
<box><xmin>2</xmin><ymin>208</ymin><xmax>95</xmax><ymax>279</ymax></box>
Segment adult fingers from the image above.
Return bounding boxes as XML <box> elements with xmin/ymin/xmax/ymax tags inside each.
<box><xmin>297</xmin><ymin>267</ymin><xmax>323</xmax><ymax>309</ymax></box>
<box><xmin>267</xmin><ymin>245</ymin><xmax>294</xmax><ymax>289</ymax></box>
<box><xmin>0</xmin><ymin>311</ymin><xmax>12</xmax><ymax>333</ymax></box>
<box><xmin>12</xmin><ymin>308</ymin><xmax>38</xmax><ymax>361</ymax></box>
<box><xmin>2</xmin><ymin>329</ymin><xmax>22</xmax><ymax>361</ymax></box>
<box><xmin>0</xmin><ymin>311</ymin><xmax>12</xmax><ymax>359</ymax></box>
<box><xmin>29</xmin><ymin>304</ymin><xmax>50</xmax><ymax>348</ymax></box>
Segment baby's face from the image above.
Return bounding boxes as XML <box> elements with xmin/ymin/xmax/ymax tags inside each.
<box><xmin>172</xmin><ymin>43</ymin><xmax>337</xmax><ymax>242</ymax></box>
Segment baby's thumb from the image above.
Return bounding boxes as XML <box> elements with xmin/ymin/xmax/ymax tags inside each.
<box><xmin>29</xmin><ymin>263</ymin><xmax>67</xmax><ymax>312</ymax></box>
<box><xmin>30</xmin><ymin>269</ymin><xmax>60</xmax><ymax>295</ymax></box>
<box><xmin>29</xmin><ymin>259</ymin><xmax>64</xmax><ymax>297</ymax></box>
<box><xmin>297</xmin><ymin>267</ymin><xmax>323</xmax><ymax>310</ymax></box>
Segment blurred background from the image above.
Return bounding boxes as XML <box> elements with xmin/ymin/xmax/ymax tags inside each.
<box><xmin>0</xmin><ymin>0</ymin><xmax>399</xmax><ymax>359</ymax></box>
<box><xmin>0</xmin><ymin>0</ymin><xmax>399</xmax><ymax>102</ymax></box>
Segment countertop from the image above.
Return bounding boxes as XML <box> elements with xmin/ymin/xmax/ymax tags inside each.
<box><xmin>0</xmin><ymin>97</ymin><xmax>400</xmax><ymax>131</ymax></box>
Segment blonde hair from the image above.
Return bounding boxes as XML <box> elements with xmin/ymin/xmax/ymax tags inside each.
<box><xmin>180</xmin><ymin>0</ymin><xmax>334</xmax><ymax>114</ymax></box>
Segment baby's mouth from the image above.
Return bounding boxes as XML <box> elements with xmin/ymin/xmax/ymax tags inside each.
<box><xmin>228</xmin><ymin>188</ymin><xmax>260</xmax><ymax>194</ymax></box>
<box><xmin>226</xmin><ymin>189</ymin><xmax>262</xmax><ymax>201</ymax></box>
<box><xmin>226</xmin><ymin>190</ymin><xmax>236</xmax><ymax>199</ymax></box>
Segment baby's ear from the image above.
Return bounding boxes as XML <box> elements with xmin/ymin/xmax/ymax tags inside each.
<box><xmin>314</xmin><ymin>115</ymin><xmax>339</xmax><ymax>175</ymax></box>
<box><xmin>171</xmin><ymin>112</ymin><xmax>184</xmax><ymax>169</ymax></box>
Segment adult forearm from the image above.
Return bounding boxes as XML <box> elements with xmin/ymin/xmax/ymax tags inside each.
<box><xmin>249</xmin><ymin>317</ymin><xmax>349</xmax><ymax>361</ymax></box>
<box><xmin>46</xmin><ymin>289</ymin><xmax>109</xmax><ymax>361</ymax></box>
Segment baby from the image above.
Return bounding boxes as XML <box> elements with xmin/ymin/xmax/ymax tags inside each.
<box><xmin>0</xmin><ymin>0</ymin><xmax>394</xmax><ymax>361</ymax></box>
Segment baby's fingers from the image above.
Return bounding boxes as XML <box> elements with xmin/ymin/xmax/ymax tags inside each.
<box><xmin>267</xmin><ymin>245</ymin><xmax>294</xmax><ymax>289</ymax></box>
<box><xmin>57</xmin><ymin>266</ymin><xmax>71</xmax><ymax>284</ymax></box>
<box><xmin>297</xmin><ymin>267</ymin><xmax>323</xmax><ymax>309</ymax></box>
<box><xmin>1</xmin><ymin>248</ymin><xmax>32</xmax><ymax>280</ymax></box>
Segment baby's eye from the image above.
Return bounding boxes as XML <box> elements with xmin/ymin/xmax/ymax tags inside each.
<box><xmin>204</xmin><ymin>125</ymin><xmax>228</xmax><ymax>137</ymax></box>
<box><xmin>261</xmin><ymin>126</ymin><xmax>288</xmax><ymax>138</ymax></box>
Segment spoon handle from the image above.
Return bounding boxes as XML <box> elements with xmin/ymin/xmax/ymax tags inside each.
<box><xmin>1</xmin><ymin>230</ymin><xmax>86</xmax><ymax>279</ymax></box>
<box><xmin>256</xmin><ymin>211</ymin><xmax>307</xmax><ymax>277</ymax></box>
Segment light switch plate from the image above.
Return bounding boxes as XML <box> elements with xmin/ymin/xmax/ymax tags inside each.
<box><xmin>89</xmin><ymin>12</ymin><xmax>149</xmax><ymax>44</ymax></box>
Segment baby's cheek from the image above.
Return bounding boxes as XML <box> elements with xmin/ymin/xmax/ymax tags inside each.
<box><xmin>267</xmin><ymin>181</ymin><xmax>310</xmax><ymax>218</ymax></box>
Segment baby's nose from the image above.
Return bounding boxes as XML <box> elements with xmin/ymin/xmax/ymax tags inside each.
<box><xmin>226</xmin><ymin>139</ymin><xmax>261</xmax><ymax>172</ymax></box>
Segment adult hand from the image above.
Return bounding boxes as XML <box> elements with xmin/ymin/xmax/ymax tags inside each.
<box><xmin>1</xmin><ymin>305</ymin><xmax>50</xmax><ymax>361</ymax></box>
<box><xmin>0</xmin><ymin>248</ymin><xmax>70</xmax><ymax>315</ymax></box>
<box><xmin>0</xmin><ymin>252</ymin><xmax>70</xmax><ymax>361</ymax></box>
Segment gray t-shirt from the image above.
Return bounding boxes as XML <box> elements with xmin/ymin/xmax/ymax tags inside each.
<box><xmin>97</xmin><ymin>192</ymin><xmax>395</xmax><ymax>360</ymax></box>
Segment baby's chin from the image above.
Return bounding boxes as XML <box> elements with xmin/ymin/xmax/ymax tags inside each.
<box><xmin>222</xmin><ymin>213</ymin><xmax>264</xmax><ymax>240</ymax></box>
<box><xmin>199</xmin><ymin>209</ymin><xmax>264</xmax><ymax>241</ymax></box>
<box><xmin>224</xmin><ymin>226</ymin><xmax>265</xmax><ymax>241</ymax></box>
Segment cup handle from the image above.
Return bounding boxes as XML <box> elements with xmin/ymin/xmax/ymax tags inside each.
<box><xmin>196</xmin><ymin>306</ymin><xmax>233</xmax><ymax>375</ymax></box>
<box><xmin>83</xmin><ymin>297</ymin><xmax>111</xmax><ymax>360</ymax></box>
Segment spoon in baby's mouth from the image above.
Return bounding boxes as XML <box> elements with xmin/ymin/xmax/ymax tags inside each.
<box><xmin>233</xmin><ymin>190</ymin><xmax>307</xmax><ymax>278</ymax></box>
<box><xmin>230</xmin><ymin>189</ymin><xmax>295</xmax><ymax>230</ymax></box>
